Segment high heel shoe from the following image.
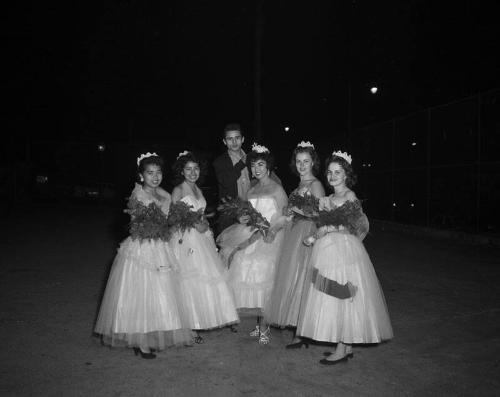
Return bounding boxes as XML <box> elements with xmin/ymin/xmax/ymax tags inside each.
<box><xmin>258</xmin><ymin>326</ymin><xmax>271</xmax><ymax>345</ymax></box>
<box><xmin>194</xmin><ymin>335</ymin><xmax>204</xmax><ymax>344</ymax></box>
<box><xmin>133</xmin><ymin>347</ymin><xmax>156</xmax><ymax>359</ymax></box>
<box><xmin>323</xmin><ymin>351</ymin><xmax>353</xmax><ymax>358</ymax></box>
<box><xmin>286</xmin><ymin>340</ymin><xmax>309</xmax><ymax>349</ymax></box>
<box><xmin>249</xmin><ymin>325</ymin><xmax>260</xmax><ymax>337</ymax></box>
<box><xmin>319</xmin><ymin>352</ymin><xmax>353</xmax><ymax>365</ymax></box>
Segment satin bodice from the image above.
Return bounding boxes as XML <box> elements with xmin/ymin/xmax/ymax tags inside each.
<box><xmin>180</xmin><ymin>194</ymin><xmax>207</xmax><ymax>212</ymax></box>
<box><xmin>293</xmin><ymin>179</ymin><xmax>316</xmax><ymax>197</ymax></box>
<box><xmin>249</xmin><ymin>196</ymin><xmax>278</xmax><ymax>223</ymax></box>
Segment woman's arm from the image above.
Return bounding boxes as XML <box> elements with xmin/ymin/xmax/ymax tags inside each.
<box><xmin>274</xmin><ymin>185</ymin><xmax>288</xmax><ymax>216</ymax></box>
<box><xmin>344</xmin><ymin>192</ymin><xmax>369</xmax><ymax>240</ymax></box>
<box><xmin>310</xmin><ymin>180</ymin><xmax>325</xmax><ymax>199</ymax></box>
<box><xmin>264</xmin><ymin>185</ymin><xmax>289</xmax><ymax>242</ymax></box>
<box><xmin>171</xmin><ymin>185</ymin><xmax>183</xmax><ymax>203</ymax></box>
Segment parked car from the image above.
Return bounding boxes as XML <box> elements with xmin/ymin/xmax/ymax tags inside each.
<box><xmin>72</xmin><ymin>182</ymin><xmax>118</xmax><ymax>203</ymax></box>
<box><xmin>32</xmin><ymin>168</ymin><xmax>118</xmax><ymax>204</ymax></box>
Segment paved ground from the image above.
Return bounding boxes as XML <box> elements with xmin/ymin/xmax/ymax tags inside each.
<box><xmin>1</xmin><ymin>204</ymin><xmax>499</xmax><ymax>396</ymax></box>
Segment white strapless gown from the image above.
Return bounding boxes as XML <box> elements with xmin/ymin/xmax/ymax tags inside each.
<box><xmin>297</xmin><ymin>229</ymin><xmax>393</xmax><ymax>344</ymax></box>
<box><xmin>94</xmin><ymin>184</ymin><xmax>194</xmax><ymax>349</ymax></box>
<box><xmin>218</xmin><ymin>197</ymin><xmax>284</xmax><ymax>311</ymax></box>
<box><xmin>169</xmin><ymin>195</ymin><xmax>239</xmax><ymax>330</ymax></box>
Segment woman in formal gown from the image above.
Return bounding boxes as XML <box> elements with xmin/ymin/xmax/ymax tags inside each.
<box><xmin>264</xmin><ymin>141</ymin><xmax>325</xmax><ymax>348</ymax></box>
<box><xmin>94</xmin><ymin>153</ymin><xmax>194</xmax><ymax>359</ymax></box>
<box><xmin>297</xmin><ymin>151</ymin><xmax>393</xmax><ymax>365</ymax></box>
<box><xmin>217</xmin><ymin>143</ymin><xmax>288</xmax><ymax>344</ymax></box>
<box><xmin>169</xmin><ymin>151</ymin><xmax>239</xmax><ymax>341</ymax></box>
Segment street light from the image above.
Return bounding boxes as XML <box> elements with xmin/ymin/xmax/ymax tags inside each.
<box><xmin>97</xmin><ymin>143</ymin><xmax>105</xmax><ymax>200</ymax></box>
<box><xmin>347</xmin><ymin>83</ymin><xmax>380</xmax><ymax>145</ymax></box>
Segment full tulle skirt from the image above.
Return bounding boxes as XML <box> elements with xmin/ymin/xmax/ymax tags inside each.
<box><xmin>297</xmin><ymin>232</ymin><xmax>393</xmax><ymax>344</ymax></box>
<box><xmin>94</xmin><ymin>238</ymin><xmax>194</xmax><ymax>350</ymax></box>
<box><xmin>170</xmin><ymin>229</ymin><xmax>239</xmax><ymax>330</ymax></box>
<box><xmin>218</xmin><ymin>224</ymin><xmax>284</xmax><ymax>311</ymax></box>
<box><xmin>265</xmin><ymin>219</ymin><xmax>316</xmax><ymax>327</ymax></box>
<box><xmin>216</xmin><ymin>223</ymin><xmax>255</xmax><ymax>267</ymax></box>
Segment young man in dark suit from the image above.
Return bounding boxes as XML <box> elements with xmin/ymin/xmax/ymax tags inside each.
<box><xmin>213</xmin><ymin>123</ymin><xmax>250</xmax><ymax>203</ymax></box>
<box><xmin>213</xmin><ymin>124</ymin><xmax>282</xmax><ymax>234</ymax></box>
<box><xmin>213</xmin><ymin>124</ymin><xmax>251</xmax><ymax>233</ymax></box>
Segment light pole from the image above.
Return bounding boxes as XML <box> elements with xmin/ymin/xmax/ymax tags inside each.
<box><xmin>346</xmin><ymin>82</ymin><xmax>352</xmax><ymax>146</ymax></box>
<box><xmin>97</xmin><ymin>143</ymin><xmax>105</xmax><ymax>201</ymax></box>
<box><xmin>346</xmin><ymin>83</ymin><xmax>378</xmax><ymax>146</ymax></box>
<box><xmin>254</xmin><ymin>0</ymin><xmax>263</xmax><ymax>141</ymax></box>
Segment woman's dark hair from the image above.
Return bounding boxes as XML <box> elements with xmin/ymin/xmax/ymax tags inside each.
<box><xmin>324</xmin><ymin>155</ymin><xmax>357</xmax><ymax>189</ymax></box>
<box><xmin>246</xmin><ymin>149</ymin><xmax>274</xmax><ymax>173</ymax></box>
<box><xmin>137</xmin><ymin>155</ymin><xmax>164</xmax><ymax>174</ymax></box>
<box><xmin>171</xmin><ymin>151</ymin><xmax>207</xmax><ymax>186</ymax></box>
<box><xmin>289</xmin><ymin>146</ymin><xmax>320</xmax><ymax>177</ymax></box>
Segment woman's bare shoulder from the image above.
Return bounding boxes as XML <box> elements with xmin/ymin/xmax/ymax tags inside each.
<box><xmin>157</xmin><ymin>187</ymin><xmax>171</xmax><ymax>199</ymax></box>
<box><xmin>345</xmin><ymin>190</ymin><xmax>357</xmax><ymax>201</ymax></box>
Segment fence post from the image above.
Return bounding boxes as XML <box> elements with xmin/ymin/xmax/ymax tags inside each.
<box><xmin>426</xmin><ymin>108</ymin><xmax>431</xmax><ymax>227</ymax></box>
<box><xmin>476</xmin><ymin>93</ymin><xmax>482</xmax><ymax>233</ymax></box>
<box><xmin>391</xmin><ymin>119</ymin><xmax>396</xmax><ymax>221</ymax></box>
<box><xmin>253</xmin><ymin>0</ymin><xmax>263</xmax><ymax>142</ymax></box>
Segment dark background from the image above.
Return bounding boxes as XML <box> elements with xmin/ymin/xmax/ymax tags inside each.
<box><xmin>5</xmin><ymin>1</ymin><xmax>500</xmax><ymax>142</ymax></box>
<box><xmin>3</xmin><ymin>1</ymin><xmax>500</xmax><ymax>231</ymax></box>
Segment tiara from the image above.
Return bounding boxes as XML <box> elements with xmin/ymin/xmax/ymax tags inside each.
<box><xmin>332</xmin><ymin>150</ymin><xmax>352</xmax><ymax>164</ymax></box>
<box><xmin>297</xmin><ymin>141</ymin><xmax>314</xmax><ymax>149</ymax></box>
<box><xmin>251</xmin><ymin>142</ymin><xmax>269</xmax><ymax>153</ymax></box>
<box><xmin>137</xmin><ymin>152</ymin><xmax>158</xmax><ymax>166</ymax></box>
<box><xmin>176</xmin><ymin>150</ymin><xmax>190</xmax><ymax>160</ymax></box>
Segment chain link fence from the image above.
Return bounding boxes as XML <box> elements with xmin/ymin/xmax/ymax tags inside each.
<box><xmin>3</xmin><ymin>90</ymin><xmax>499</xmax><ymax>235</ymax></box>
<box><xmin>349</xmin><ymin>89</ymin><xmax>500</xmax><ymax>234</ymax></box>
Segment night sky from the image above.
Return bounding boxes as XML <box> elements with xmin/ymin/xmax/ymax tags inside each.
<box><xmin>6</xmin><ymin>1</ymin><xmax>500</xmax><ymax>147</ymax></box>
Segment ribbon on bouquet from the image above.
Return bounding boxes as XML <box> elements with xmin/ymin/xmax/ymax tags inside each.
<box><xmin>227</xmin><ymin>229</ymin><xmax>264</xmax><ymax>268</ymax></box>
<box><xmin>311</xmin><ymin>268</ymin><xmax>356</xmax><ymax>300</ymax></box>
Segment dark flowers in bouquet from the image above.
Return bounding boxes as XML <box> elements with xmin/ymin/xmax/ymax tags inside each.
<box><xmin>167</xmin><ymin>201</ymin><xmax>206</xmax><ymax>241</ymax></box>
<box><xmin>315</xmin><ymin>199</ymin><xmax>363</xmax><ymax>235</ymax></box>
<box><xmin>217</xmin><ymin>196</ymin><xmax>270</xmax><ymax>237</ymax></box>
<box><xmin>125</xmin><ymin>197</ymin><xmax>171</xmax><ymax>241</ymax></box>
<box><xmin>288</xmin><ymin>191</ymin><xmax>320</xmax><ymax>218</ymax></box>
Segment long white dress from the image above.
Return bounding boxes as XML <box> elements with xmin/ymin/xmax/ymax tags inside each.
<box><xmin>297</xmin><ymin>198</ymin><xmax>393</xmax><ymax>344</ymax></box>
<box><xmin>94</xmin><ymin>184</ymin><xmax>194</xmax><ymax>350</ymax></box>
<box><xmin>169</xmin><ymin>194</ymin><xmax>239</xmax><ymax>330</ymax></box>
<box><xmin>218</xmin><ymin>197</ymin><xmax>284</xmax><ymax>311</ymax></box>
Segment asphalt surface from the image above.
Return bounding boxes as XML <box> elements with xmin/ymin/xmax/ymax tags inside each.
<box><xmin>1</xmin><ymin>204</ymin><xmax>499</xmax><ymax>396</ymax></box>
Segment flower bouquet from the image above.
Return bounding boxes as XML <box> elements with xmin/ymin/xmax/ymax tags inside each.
<box><xmin>125</xmin><ymin>197</ymin><xmax>171</xmax><ymax>241</ymax></box>
<box><xmin>217</xmin><ymin>197</ymin><xmax>273</xmax><ymax>268</ymax></box>
<box><xmin>217</xmin><ymin>196</ymin><xmax>270</xmax><ymax>237</ymax></box>
<box><xmin>303</xmin><ymin>200</ymin><xmax>364</xmax><ymax>246</ymax></box>
<box><xmin>316</xmin><ymin>200</ymin><xmax>362</xmax><ymax>231</ymax></box>
<box><xmin>287</xmin><ymin>191</ymin><xmax>319</xmax><ymax>219</ymax></box>
<box><xmin>167</xmin><ymin>201</ymin><xmax>206</xmax><ymax>237</ymax></box>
